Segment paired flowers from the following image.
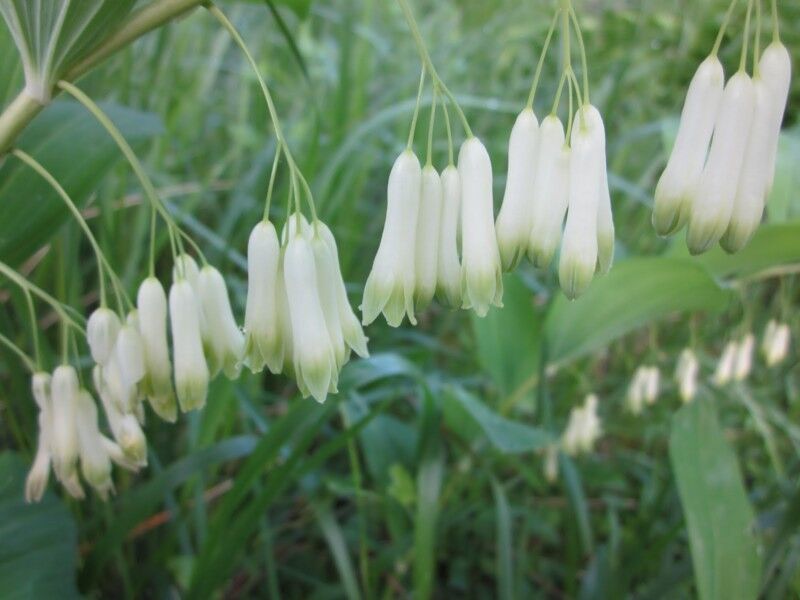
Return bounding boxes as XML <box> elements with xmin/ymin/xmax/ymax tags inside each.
<box><xmin>561</xmin><ymin>394</ymin><xmax>602</xmax><ymax>456</ymax></box>
<box><xmin>653</xmin><ymin>37</ymin><xmax>791</xmax><ymax>254</ymax></box>
<box><xmin>625</xmin><ymin>365</ymin><xmax>661</xmax><ymax>415</ymax></box>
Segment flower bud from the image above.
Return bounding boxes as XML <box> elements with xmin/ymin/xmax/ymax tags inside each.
<box><xmin>50</xmin><ymin>365</ymin><xmax>80</xmax><ymax>485</ymax></box>
<box><xmin>528</xmin><ymin>116</ymin><xmax>569</xmax><ymax>268</ymax></box>
<box><xmin>436</xmin><ymin>166</ymin><xmax>462</xmax><ymax>308</ymax></box>
<box><xmin>559</xmin><ymin>110</ymin><xmax>601</xmax><ymax>299</ymax></box>
<box><xmin>362</xmin><ymin>150</ymin><xmax>421</xmax><ymax>327</ymax></box>
<box><xmin>317</xmin><ymin>222</ymin><xmax>369</xmax><ymax>359</ymax></box>
<box><xmin>544</xmin><ymin>445</ymin><xmax>559</xmax><ymax>483</ymax></box>
<box><xmin>496</xmin><ymin>108</ymin><xmax>539</xmax><ymax>271</ymax></box>
<box><xmin>763</xmin><ymin>321</ymin><xmax>791</xmax><ymax>367</ymax></box>
<box><xmin>459</xmin><ymin>137</ymin><xmax>503</xmax><ymax>316</ymax></box>
<box><xmin>114</xmin><ymin>311</ymin><xmax>147</xmax><ymax>390</ymax></box>
<box><xmin>653</xmin><ymin>56</ymin><xmax>724</xmax><ymax>236</ymax></box>
<box><xmin>86</xmin><ymin>307</ymin><xmax>121</xmax><ymax>366</ymax></box>
<box><xmin>136</xmin><ymin>277</ymin><xmax>176</xmax><ymax>422</ymax></box>
<box><xmin>75</xmin><ymin>390</ymin><xmax>114</xmax><ymax>500</ymax></box>
<box><xmin>721</xmin><ymin>79</ymin><xmax>774</xmax><ymax>253</ymax></box>
<box><xmin>31</xmin><ymin>372</ymin><xmax>51</xmax><ymax>411</ymax></box>
<box><xmin>415</xmin><ymin>165</ymin><xmax>443</xmax><ymax>309</ymax></box>
<box><xmin>733</xmin><ymin>334</ymin><xmax>755</xmax><ymax>381</ymax></box>
<box><xmin>284</xmin><ymin>233</ymin><xmax>336</xmax><ymax>403</ymax></box>
<box><xmin>713</xmin><ymin>341</ymin><xmax>737</xmax><ymax>386</ymax></box>
<box><xmin>675</xmin><ymin>349</ymin><xmax>699</xmax><ymax>403</ymax></box>
<box><xmin>244</xmin><ymin>220</ymin><xmax>282</xmax><ymax>374</ymax></box>
<box><xmin>169</xmin><ymin>280</ymin><xmax>209</xmax><ymax>412</ymax></box>
<box><xmin>687</xmin><ymin>72</ymin><xmax>756</xmax><ymax>254</ymax></box>
<box><xmin>198</xmin><ymin>266</ymin><xmax>245</xmax><ymax>379</ymax></box>
<box><xmin>643</xmin><ymin>367</ymin><xmax>660</xmax><ymax>405</ymax></box>
<box><xmin>759</xmin><ymin>42</ymin><xmax>791</xmax><ymax>194</ymax></box>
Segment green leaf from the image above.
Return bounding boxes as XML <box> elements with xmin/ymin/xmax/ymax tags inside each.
<box><xmin>0</xmin><ymin>452</ymin><xmax>80</xmax><ymax>600</ymax></box>
<box><xmin>0</xmin><ymin>99</ymin><xmax>162</xmax><ymax>265</ymax></box>
<box><xmin>413</xmin><ymin>449</ymin><xmax>444</xmax><ymax>600</ymax></box>
<box><xmin>444</xmin><ymin>386</ymin><xmax>554</xmax><ymax>453</ymax></box>
<box><xmin>544</xmin><ymin>258</ymin><xmax>731</xmax><ymax>365</ymax></box>
<box><xmin>766</xmin><ymin>126</ymin><xmax>800</xmax><ymax>223</ymax></box>
<box><xmin>669</xmin><ymin>398</ymin><xmax>761</xmax><ymax>600</ymax></box>
<box><xmin>471</xmin><ymin>273</ymin><xmax>541</xmax><ymax>397</ymax></box>
<box><xmin>313</xmin><ymin>502</ymin><xmax>363</xmax><ymax>600</ymax></box>
<box><xmin>491</xmin><ymin>479</ymin><xmax>514</xmax><ymax>600</ymax></box>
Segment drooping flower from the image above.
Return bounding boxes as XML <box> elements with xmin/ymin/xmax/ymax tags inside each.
<box><xmin>626</xmin><ymin>366</ymin><xmax>658</xmax><ymax>415</ymax></box>
<box><xmin>243</xmin><ymin>220</ymin><xmax>282</xmax><ymax>374</ymax></box>
<box><xmin>643</xmin><ymin>366</ymin><xmax>660</xmax><ymax>405</ymax></box>
<box><xmin>762</xmin><ymin>320</ymin><xmax>791</xmax><ymax>367</ymax></box>
<box><xmin>713</xmin><ymin>341</ymin><xmax>737</xmax><ymax>386</ymax></box>
<box><xmin>559</xmin><ymin>107</ymin><xmax>603</xmax><ymax>299</ymax></box>
<box><xmin>653</xmin><ymin>56</ymin><xmax>724</xmax><ymax>236</ymax></box>
<box><xmin>675</xmin><ymin>349</ymin><xmax>699</xmax><ymax>403</ymax></box>
<box><xmin>759</xmin><ymin>41</ymin><xmax>792</xmax><ymax>195</ymax></box>
<box><xmin>436</xmin><ymin>165</ymin><xmax>462</xmax><ymax>308</ymax></box>
<box><xmin>687</xmin><ymin>72</ymin><xmax>756</xmax><ymax>254</ymax></box>
<box><xmin>362</xmin><ymin>150</ymin><xmax>422</xmax><ymax>327</ymax></box>
<box><xmin>197</xmin><ymin>265</ymin><xmax>245</xmax><ymax>379</ymax></box>
<box><xmin>733</xmin><ymin>333</ymin><xmax>755</xmax><ymax>381</ymax></box>
<box><xmin>86</xmin><ymin>307</ymin><xmax>121</xmax><ymax>366</ymax></box>
<box><xmin>169</xmin><ymin>279</ymin><xmax>209</xmax><ymax>412</ymax></box>
<box><xmin>459</xmin><ymin>137</ymin><xmax>503</xmax><ymax>316</ymax></box>
<box><xmin>114</xmin><ymin>311</ymin><xmax>147</xmax><ymax>392</ymax></box>
<box><xmin>561</xmin><ymin>394</ymin><xmax>602</xmax><ymax>456</ymax></box>
<box><xmin>74</xmin><ymin>390</ymin><xmax>114</xmax><ymax>500</ymax></box>
<box><xmin>25</xmin><ymin>373</ymin><xmax>52</xmax><ymax>503</ymax></box>
<box><xmin>93</xmin><ymin>366</ymin><xmax>147</xmax><ymax>466</ymax></box>
<box><xmin>528</xmin><ymin>115</ymin><xmax>570</xmax><ymax>268</ymax></box>
<box><xmin>414</xmin><ymin>165</ymin><xmax>443</xmax><ymax>309</ymax></box>
<box><xmin>136</xmin><ymin>277</ymin><xmax>176</xmax><ymax>422</ymax></box>
<box><xmin>50</xmin><ymin>365</ymin><xmax>84</xmax><ymax>499</ymax></box>
<box><xmin>311</xmin><ymin>230</ymin><xmax>348</xmax><ymax>370</ymax></box>
<box><xmin>284</xmin><ymin>228</ymin><xmax>337</xmax><ymax>402</ymax></box>
<box><xmin>587</xmin><ymin>106</ymin><xmax>615</xmax><ymax>275</ymax></box>
<box><xmin>543</xmin><ymin>444</ymin><xmax>559</xmax><ymax>483</ymax></box>
<box><xmin>496</xmin><ymin>108</ymin><xmax>539</xmax><ymax>271</ymax></box>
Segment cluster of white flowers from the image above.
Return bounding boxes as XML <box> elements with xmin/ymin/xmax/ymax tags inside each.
<box><xmin>713</xmin><ymin>334</ymin><xmax>755</xmax><ymax>386</ymax></box>
<box><xmin>497</xmin><ymin>103</ymin><xmax>614</xmax><ymax>300</ymax></box>
<box><xmin>674</xmin><ymin>349</ymin><xmax>700</xmax><ymax>404</ymax></box>
<box><xmin>245</xmin><ymin>214</ymin><xmax>369</xmax><ymax>402</ymax></box>
<box><xmin>625</xmin><ymin>365</ymin><xmax>661</xmax><ymax>415</ymax></box>
<box><xmin>653</xmin><ymin>37</ymin><xmax>791</xmax><ymax>254</ymax></box>
<box><xmin>561</xmin><ymin>394</ymin><xmax>602</xmax><ymax>456</ymax></box>
<box><xmin>362</xmin><ymin>138</ymin><xmax>503</xmax><ymax>325</ymax></box>
<box><xmin>762</xmin><ymin>320</ymin><xmax>791</xmax><ymax>367</ymax></box>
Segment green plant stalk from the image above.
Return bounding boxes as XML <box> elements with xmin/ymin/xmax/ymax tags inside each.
<box><xmin>526</xmin><ymin>9</ymin><xmax>561</xmax><ymax>109</ymax></box>
<box><xmin>0</xmin><ymin>0</ymin><xmax>205</xmax><ymax>155</ymax></box>
<box><xmin>0</xmin><ymin>331</ymin><xmax>37</xmax><ymax>372</ymax></box>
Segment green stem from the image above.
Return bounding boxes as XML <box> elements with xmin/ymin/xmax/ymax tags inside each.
<box><xmin>771</xmin><ymin>0</ymin><xmax>780</xmax><ymax>41</ymax></box>
<box><xmin>12</xmin><ymin>149</ymin><xmax>110</xmax><ymax>308</ymax></box>
<box><xmin>407</xmin><ymin>70</ymin><xmax>426</xmax><ymax>150</ymax></box>
<box><xmin>396</xmin><ymin>0</ymin><xmax>473</xmax><ymax>137</ymax></box>
<box><xmin>754</xmin><ymin>0</ymin><xmax>762</xmax><ymax>74</ymax></box>
<box><xmin>149</xmin><ymin>206</ymin><xmax>157</xmax><ymax>277</ymax></box>
<box><xmin>551</xmin><ymin>70</ymin><xmax>569</xmax><ymax>115</ymax></box>
<box><xmin>0</xmin><ymin>91</ymin><xmax>44</xmax><ymax>155</ymax></box>
<box><xmin>0</xmin><ymin>331</ymin><xmax>37</xmax><ymax>373</ymax></box>
<box><xmin>712</xmin><ymin>0</ymin><xmax>741</xmax><ymax>57</ymax></box>
<box><xmin>442</xmin><ymin>101</ymin><xmax>454</xmax><ymax>166</ymax></box>
<box><xmin>425</xmin><ymin>89</ymin><xmax>438</xmax><ymax>166</ymax></box>
<box><xmin>526</xmin><ymin>9</ymin><xmax>560</xmax><ymax>109</ymax></box>
<box><xmin>568</xmin><ymin>6</ymin><xmax>590</xmax><ymax>105</ymax></box>
<box><xmin>264</xmin><ymin>145</ymin><xmax>283</xmax><ymax>221</ymax></box>
<box><xmin>740</xmin><ymin>0</ymin><xmax>754</xmax><ymax>72</ymax></box>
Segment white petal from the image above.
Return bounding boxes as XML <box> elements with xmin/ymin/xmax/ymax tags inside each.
<box><xmin>415</xmin><ymin>165</ymin><xmax>443</xmax><ymax>309</ymax></box>
<box><xmin>50</xmin><ymin>366</ymin><xmax>80</xmax><ymax>483</ymax></box>
<box><xmin>244</xmin><ymin>221</ymin><xmax>282</xmax><ymax>374</ymax></box>
<box><xmin>137</xmin><ymin>277</ymin><xmax>176</xmax><ymax>422</ymax></box>
<box><xmin>169</xmin><ymin>280</ymin><xmax>209</xmax><ymax>411</ymax></box>
<box><xmin>759</xmin><ymin>42</ymin><xmax>792</xmax><ymax>194</ymax></box>
<box><xmin>198</xmin><ymin>266</ymin><xmax>244</xmax><ymax>379</ymax></box>
<box><xmin>86</xmin><ymin>308</ymin><xmax>121</xmax><ymax>366</ymax></box>
<box><xmin>436</xmin><ymin>165</ymin><xmax>462</xmax><ymax>307</ymax></box>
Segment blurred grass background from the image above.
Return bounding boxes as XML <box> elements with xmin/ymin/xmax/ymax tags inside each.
<box><xmin>0</xmin><ymin>0</ymin><xmax>799</xmax><ymax>597</ymax></box>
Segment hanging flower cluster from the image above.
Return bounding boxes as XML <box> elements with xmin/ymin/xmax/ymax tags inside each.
<box><xmin>625</xmin><ymin>365</ymin><xmax>661</xmax><ymax>415</ymax></box>
<box><xmin>561</xmin><ymin>394</ymin><xmax>602</xmax><ymax>456</ymax></box>
<box><xmin>496</xmin><ymin>3</ymin><xmax>614</xmax><ymax>299</ymax></box>
<box><xmin>653</xmin><ymin>0</ymin><xmax>791</xmax><ymax>254</ymax></box>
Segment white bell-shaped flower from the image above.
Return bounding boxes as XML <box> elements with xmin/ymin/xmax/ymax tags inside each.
<box><xmin>114</xmin><ymin>311</ymin><xmax>147</xmax><ymax>391</ymax></box>
<box><xmin>93</xmin><ymin>366</ymin><xmax>147</xmax><ymax>467</ymax></box>
<box><xmin>643</xmin><ymin>366</ymin><xmax>660</xmax><ymax>405</ymax></box>
<box><xmin>244</xmin><ymin>220</ymin><xmax>282</xmax><ymax>374</ymax></box>
<box><xmin>50</xmin><ymin>365</ymin><xmax>81</xmax><ymax>491</ymax></box>
<box><xmin>496</xmin><ymin>108</ymin><xmax>539</xmax><ymax>271</ymax></box>
<box><xmin>136</xmin><ymin>277</ymin><xmax>176</xmax><ymax>422</ymax></box>
<box><xmin>759</xmin><ymin>42</ymin><xmax>792</xmax><ymax>194</ymax></box>
<box><xmin>544</xmin><ymin>445</ymin><xmax>559</xmax><ymax>483</ymax></box>
<box><xmin>626</xmin><ymin>368</ymin><xmax>646</xmax><ymax>415</ymax></box>
<box><xmin>721</xmin><ymin>78</ymin><xmax>775</xmax><ymax>253</ymax></box>
<box><xmin>653</xmin><ymin>56</ymin><xmax>724</xmax><ymax>236</ymax></box>
<box><xmin>172</xmin><ymin>253</ymin><xmax>201</xmax><ymax>287</ymax></box>
<box><xmin>311</xmin><ymin>229</ymin><xmax>348</xmax><ymax>370</ymax></box>
<box><xmin>675</xmin><ymin>349</ymin><xmax>699</xmax><ymax>403</ymax></box>
<box><xmin>284</xmin><ymin>230</ymin><xmax>337</xmax><ymax>403</ymax></box>
<box><xmin>713</xmin><ymin>341</ymin><xmax>737</xmax><ymax>386</ymax></box>
<box><xmin>687</xmin><ymin>72</ymin><xmax>756</xmax><ymax>254</ymax></box>
<box><xmin>559</xmin><ymin>108</ymin><xmax>602</xmax><ymax>299</ymax></box>
<box><xmin>528</xmin><ymin>115</ymin><xmax>570</xmax><ymax>268</ymax></box>
<box><xmin>75</xmin><ymin>390</ymin><xmax>114</xmax><ymax>500</ymax></box>
<box><xmin>362</xmin><ymin>150</ymin><xmax>422</xmax><ymax>327</ymax></box>
<box><xmin>436</xmin><ymin>165</ymin><xmax>462</xmax><ymax>308</ymax></box>
<box><xmin>169</xmin><ymin>280</ymin><xmax>209</xmax><ymax>412</ymax></box>
<box><xmin>275</xmin><ymin>251</ymin><xmax>294</xmax><ymax>377</ymax></box>
<box><xmin>101</xmin><ymin>352</ymin><xmax>138</xmax><ymax>413</ymax></box>
<box><xmin>562</xmin><ymin>394</ymin><xmax>602</xmax><ymax>455</ymax></box>
<box><xmin>583</xmin><ymin>105</ymin><xmax>615</xmax><ymax>275</ymax></box>
<box><xmin>415</xmin><ymin>165</ymin><xmax>443</xmax><ymax>309</ymax></box>
<box><xmin>25</xmin><ymin>372</ymin><xmax>53</xmax><ymax>503</ymax></box>
<box><xmin>86</xmin><ymin>307</ymin><xmax>121</xmax><ymax>366</ymax></box>
<box><xmin>733</xmin><ymin>334</ymin><xmax>755</xmax><ymax>381</ymax></box>
<box><xmin>459</xmin><ymin>137</ymin><xmax>503</xmax><ymax>316</ymax></box>
<box><xmin>197</xmin><ymin>265</ymin><xmax>245</xmax><ymax>379</ymax></box>
<box><xmin>316</xmin><ymin>221</ymin><xmax>369</xmax><ymax>359</ymax></box>
<box><xmin>762</xmin><ymin>320</ymin><xmax>791</xmax><ymax>367</ymax></box>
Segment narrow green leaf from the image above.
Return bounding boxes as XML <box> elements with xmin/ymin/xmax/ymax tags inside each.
<box><xmin>560</xmin><ymin>454</ymin><xmax>594</xmax><ymax>555</ymax></box>
<box><xmin>491</xmin><ymin>478</ymin><xmax>514</xmax><ymax>600</ymax></box>
<box><xmin>414</xmin><ymin>449</ymin><xmax>444</xmax><ymax>600</ymax></box>
<box><xmin>545</xmin><ymin>258</ymin><xmax>731</xmax><ymax>364</ymax></box>
<box><xmin>669</xmin><ymin>398</ymin><xmax>761</xmax><ymax>600</ymax></box>
<box><xmin>313</xmin><ymin>502</ymin><xmax>363</xmax><ymax>600</ymax></box>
